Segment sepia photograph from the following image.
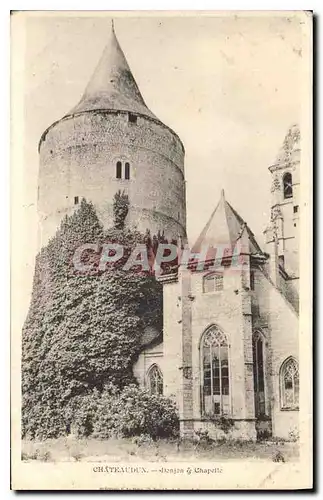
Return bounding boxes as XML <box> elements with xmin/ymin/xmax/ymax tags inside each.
<box><xmin>10</xmin><ymin>10</ymin><xmax>312</xmax><ymax>490</ymax></box>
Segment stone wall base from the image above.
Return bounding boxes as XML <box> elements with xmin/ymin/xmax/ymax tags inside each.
<box><xmin>255</xmin><ymin>418</ymin><xmax>272</xmax><ymax>440</ymax></box>
<box><xmin>179</xmin><ymin>420</ymin><xmax>195</xmax><ymax>439</ymax></box>
<box><xmin>272</xmin><ymin>410</ymin><xmax>299</xmax><ymax>440</ymax></box>
<box><xmin>187</xmin><ymin>419</ymin><xmax>257</xmax><ymax>441</ymax></box>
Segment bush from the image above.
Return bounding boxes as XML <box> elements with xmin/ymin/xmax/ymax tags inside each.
<box><xmin>68</xmin><ymin>384</ymin><xmax>179</xmax><ymax>440</ymax></box>
<box><xmin>272</xmin><ymin>450</ymin><xmax>285</xmax><ymax>462</ymax></box>
<box><xmin>194</xmin><ymin>429</ymin><xmax>214</xmax><ymax>450</ymax></box>
<box><xmin>38</xmin><ymin>450</ymin><xmax>52</xmax><ymax>462</ymax></box>
<box><xmin>132</xmin><ymin>434</ymin><xmax>154</xmax><ymax>447</ymax></box>
<box><xmin>204</xmin><ymin>414</ymin><xmax>234</xmax><ymax>434</ymax></box>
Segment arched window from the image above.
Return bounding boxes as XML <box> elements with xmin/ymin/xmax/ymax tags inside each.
<box><xmin>203</xmin><ymin>272</ymin><xmax>223</xmax><ymax>293</ymax></box>
<box><xmin>280</xmin><ymin>357</ymin><xmax>299</xmax><ymax>409</ymax></box>
<box><xmin>116</xmin><ymin>161</ymin><xmax>130</xmax><ymax>180</ymax></box>
<box><xmin>125</xmin><ymin>162</ymin><xmax>130</xmax><ymax>180</ymax></box>
<box><xmin>147</xmin><ymin>364</ymin><xmax>163</xmax><ymax>396</ymax></box>
<box><xmin>201</xmin><ymin>326</ymin><xmax>230</xmax><ymax>416</ymax></box>
<box><xmin>116</xmin><ymin>161</ymin><xmax>122</xmax><ymax>179</ymax></box>
<box><xmin>283</xmin><ymin>172</ymin><xmax>293</xmax><ymax>199</ymax></box>
<box><xmin>253</xmin><ymin>332</ymin><xmax>266</xmax><ymax>416</ymax></box>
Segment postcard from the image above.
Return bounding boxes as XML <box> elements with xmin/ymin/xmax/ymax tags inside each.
<box><xmin>11</xmin><ymin>10</ymin><xmax>313</xmax><ymax>490</ymax></box>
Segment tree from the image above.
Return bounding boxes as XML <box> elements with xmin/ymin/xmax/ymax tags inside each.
<box><xmin>113</xmin><ymin>189</ymin><xmax>129</xmax><ymax>229</ymax></box>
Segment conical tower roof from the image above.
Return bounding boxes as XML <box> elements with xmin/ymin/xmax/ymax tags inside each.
<box><xmin>192</xmin><ymin>190</ymin><xmax>263</xmax><ymax>255</ymax></box>
<box><xmin>67</xmin><ymin>22</ymin><xmax>157</xmax><ymax>120</ymax></box>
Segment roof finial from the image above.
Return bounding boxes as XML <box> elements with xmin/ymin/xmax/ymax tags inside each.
<box><xmin>111</xmin><ymin>18</ymin><xmax>115</xmax><ymax>33</ymax></box>
<box><xmin>221</xmin><ymin>188</ymin><xmax>225</xmax><ymax>200</ymax></box>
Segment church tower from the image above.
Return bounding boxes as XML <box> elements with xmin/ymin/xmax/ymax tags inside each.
<box><xmin>37</xmin><ymin>23</ymin><xmax>186</xmax><ymax>246</ymax></box>
<box><xmin>264</xmin><ymin>125</ymin><xmax>300</xmax><ymax>283</ymax></box>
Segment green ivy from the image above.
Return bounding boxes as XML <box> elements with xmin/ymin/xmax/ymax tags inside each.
<box><xmin>22</xmin><ymin>197</ymin><xmax>164</xmax><ymax>439</ymax></box>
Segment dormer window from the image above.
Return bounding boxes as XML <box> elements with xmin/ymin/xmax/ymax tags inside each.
<box><xmin>203</xmin><ymin>272</ymin><xmax>224</xmax><ymax>293</ymax></box>
<box><xmin>283</xmin><ymin>172</ymin><xmax>293</xmax><ymax>199</ymax></box>
<box><xmin>116</xmin><ymin>161</ymin><xmax>131</xmax><ymax>180</ymax></box>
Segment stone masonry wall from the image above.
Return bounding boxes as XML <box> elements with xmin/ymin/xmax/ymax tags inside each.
<box><xmin>162</xmin><ymin>280</ymin><xmax>182</xmax><ymax>403</ymax></box>
<box><xmin>255</xmin><ymin>268</ymin><xmax>299</xmax><ymax>439</ymax></box>
<box><xmin>38</xmin><ymin>111</ymin><xmax>186</xmax><ymax>246</ymax></box>
<box><xmin>187</xmin><ymin>266</ymin><xmax>257</xmax><ymax>440</ymax></box>
<box><xmin>133</xmin><ymin>342</ymin><xmax>164</xmax><ymax>390</ymax></box>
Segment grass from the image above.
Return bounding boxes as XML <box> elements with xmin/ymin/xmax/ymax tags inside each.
<box><xmin>21</xmin><ymin>436</ymin><xmax>299</xmax><ymax>463</ymax></box>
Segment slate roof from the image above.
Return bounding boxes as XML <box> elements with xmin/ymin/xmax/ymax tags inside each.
<box><xmin>192</xmin><ymin>189</ymin><xmax>263</xmax><ymax>256</ymax></box>
<box><xmin>67</xmin><ymin>22</ymin><xmax>157</xmax><ymax>120</ymax></box>
<box><xmin>140</xmin><ymin>325</ymin><xmax>162</xmax><ymax>349</ymax></box>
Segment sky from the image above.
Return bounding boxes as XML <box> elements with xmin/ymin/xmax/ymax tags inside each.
<box><xmin>12</xmin><ymin>12</ymin><xmax>306</xmax><ymax>324</ymax></box>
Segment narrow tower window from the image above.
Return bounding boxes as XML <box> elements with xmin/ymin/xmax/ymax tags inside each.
<box><xmin>116</xmin><ymin>161</ymin><xmax>122</xmax><ymax>179</ymax></box>
<box><xmin>293</xmin><ymin>205</ymin><xmax>299</xmax><ymax>213</ymax></box>
<box><xmin>125</xmin><ymin>162</ymin><xmax>130</xmax><ymax>180</ymax></box>
<box><xmin>250</xmin><ymin>270</ymin><xmax>255</xmax><ymax>291</ymax></box>
<box><xmin>253</xmin><ymin>332</ymin><xmax>266</xmax><ymax>416</ymax></box>
<box><xmin>128</xmin><ymin>113</ymin><xmax>137</xmax><ymax>124</ymax></box>
<box><xmin>283</xmin><ymin>172</ymin><xmax>293</xmax><ymax>199</ymax></box>
<box><xmin>74</xmin><ymin>196</ymin><xmax>79</xmax><ymax>205</ymax></box>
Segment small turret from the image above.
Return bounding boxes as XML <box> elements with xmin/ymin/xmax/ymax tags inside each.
<box><xmin>265</xmin><ymin>125</ymin><xmax>300</xmax><ymax>281</ymax></box>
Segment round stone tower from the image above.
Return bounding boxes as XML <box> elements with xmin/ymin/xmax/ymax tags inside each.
<box><xmin>38</xmin><ymin>23</ymin><xmax>186</xmax><ymax>246</ymax></box>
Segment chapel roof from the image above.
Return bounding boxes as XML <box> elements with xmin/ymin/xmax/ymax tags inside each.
<box><xmin>192</xmin><ymin>189</ymin><xmax>263</xmax><ymax>256</ymax></box>
<box><xmin>140</xmin><ymin>325</ymin><xmax>162</xmax><ymax>349</ymax></box>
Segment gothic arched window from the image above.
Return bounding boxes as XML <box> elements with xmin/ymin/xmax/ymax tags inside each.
<box><xmin>253</xmin><ymin>332</ymin><xmax>266</xmax><ymax>416</ymax></box>
<box><xmin>203</xmin><ymin>272</ymin><xmax>223</xmax><ymax>293</ymax></box>
<box><xmin>283</xmin><ymin>172</ymin><xmax>293</xmax><ymax>199</ymax></box>
<box><xmin>201</xmin><ymin>326</ymin><xmax>230</xmax><ymax>416</ymax></box>
<box><xmin>147</xmin><ymin>364</ymin><xmax>163</xmax><ymax>396</ymax></box>
<box><xmin>280</xmin><ymin>357</ymin><xmax>299</xmax><ymax>410</ymax></box>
